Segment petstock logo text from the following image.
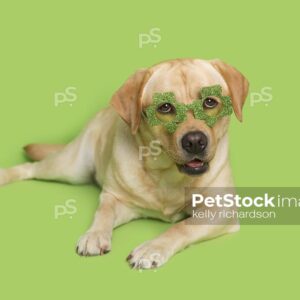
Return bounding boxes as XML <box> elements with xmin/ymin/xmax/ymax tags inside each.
<box><xmin>192</xmin><ymin>193</ymin><xmax>276</xmax><ymax>208</ymax></box>
<box><xmin>185</xmin><ymin>187</ymin><xmax>300</xmax><ymax>225</ymax></box>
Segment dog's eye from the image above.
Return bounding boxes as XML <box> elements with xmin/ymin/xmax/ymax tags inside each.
<box><xmin>157</xmin><ymin>103</ymin><xmax>175</xmax><ymax>114</ymax></box>
<box><xmin>203</xmin><ymin>98</ymin><xmax>218</xmax><ymax>109</ymax></box>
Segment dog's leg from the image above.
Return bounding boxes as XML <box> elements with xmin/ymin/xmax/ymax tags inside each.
<box><xmin>76</xmin><ymin>191</ymin><xmax>140</xmax><ymax>256</ymax></box>
<box><xmin>24</xmin><ymin>144</ymin><xmax>65</xmax><ymax>161</ymax></box>
<box><xmin>127</xmin><ymin>216</ymin><xmax>239</xmax><ymax>269</ymax></box>
<box><xmin>0</xmin><ymin>136</ymin><xmax>95</xmax><ymax>186</ymax></box>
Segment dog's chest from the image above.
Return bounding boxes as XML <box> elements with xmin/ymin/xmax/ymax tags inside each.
<box><xmin>154</xmin><ymin>183</ymin><xmax>185</xmax><ymax>213</ymax></box>
<box><xmin>124</xmin><ymin>167</ymin><xmax>191</xmax><ymax>219</ymax></box>
<box><xmin>134</xmin><ymin>184</ymin><xmax>187</xmax><ymax>221</ymax></box>
<box><xmin>108</xmin><ymin>141</ymin><xmax>193</xmax><ymax>219</ymax></box>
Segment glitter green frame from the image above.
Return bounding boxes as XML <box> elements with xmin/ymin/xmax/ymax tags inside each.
<box><xmin>145</xmin><ymin>85</ymin><xmax>233</xmax><ymax>133</ymax></box>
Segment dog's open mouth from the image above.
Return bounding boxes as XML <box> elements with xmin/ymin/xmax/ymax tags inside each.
<box><xmin>177</xmin><ymin>159</ymin><xmax>209</xmax><ymax>176</ymax></box>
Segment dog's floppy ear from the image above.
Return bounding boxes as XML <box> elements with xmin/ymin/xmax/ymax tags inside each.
<box><xmin>210</xmin><ymin>59</ymin><xmax>249</xmax><ymax>122</ymax></box>
<box><xmin>111</xmin><ymin>69</ymin><xmax>149</xmax><ymax>134</ymax></box>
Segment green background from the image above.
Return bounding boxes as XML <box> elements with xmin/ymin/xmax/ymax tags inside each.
<box><xmin>0</xmin><ymin>0</ymin><xmax>299</xmax><ymax>299</ymax></box>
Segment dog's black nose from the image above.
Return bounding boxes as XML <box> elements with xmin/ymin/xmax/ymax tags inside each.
<box><xmin>181</xmin><ymin>131</ymin><xmax>208</xmax><ymax>154</ymax></box>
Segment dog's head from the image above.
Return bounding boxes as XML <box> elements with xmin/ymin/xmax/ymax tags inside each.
<box><xmin>111</xmin><ymin>59</ymin><xmax>249</xmax><ymax>176</ymax></box>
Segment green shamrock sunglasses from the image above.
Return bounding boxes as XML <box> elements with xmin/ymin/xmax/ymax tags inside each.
<box><xmin>144</xmin><ymin>85</ymin><xmax>233</xmax><ymax>133</ymax></box>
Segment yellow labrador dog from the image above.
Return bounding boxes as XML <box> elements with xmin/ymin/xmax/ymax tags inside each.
<box><xmin>0</xmin><ymin>58</ymin><xmax>249</xmax><ymax>269</ymax></box>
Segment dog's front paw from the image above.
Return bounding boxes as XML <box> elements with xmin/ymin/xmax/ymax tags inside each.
<box><xmin>127</xmin><ymin>240</ymin><xmax>173</xmax><ymax>270</ymax></box>
<box><xmin>76</xmin><ymin>231</ymin><xmax>111</xmax><ymax>256</ymax></box>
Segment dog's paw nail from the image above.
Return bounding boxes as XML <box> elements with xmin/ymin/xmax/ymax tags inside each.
<box><xmin>100</xmin><ymin>248</ymin><xmax>111</xmax><ymax>256</ymax></box>
<box><xmin>126</xmin><ymin>254</ymin><xmax>133</xmax><ymax>261</ymax></box>
<box><xmin>130</xmin><ymin>262</ymin><xmax>136</xmax><ymax>269</ymax></box>
<box><xmin>152</xmin><ymin>261</ymin><xmax>158</xmax><ymax>268</ymax></box>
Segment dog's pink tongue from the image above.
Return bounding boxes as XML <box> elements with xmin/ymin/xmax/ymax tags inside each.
<box><xmin>185</xmin><ymin>159</ymin><xmax>204</xmax><ymax>168</ymax></box>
